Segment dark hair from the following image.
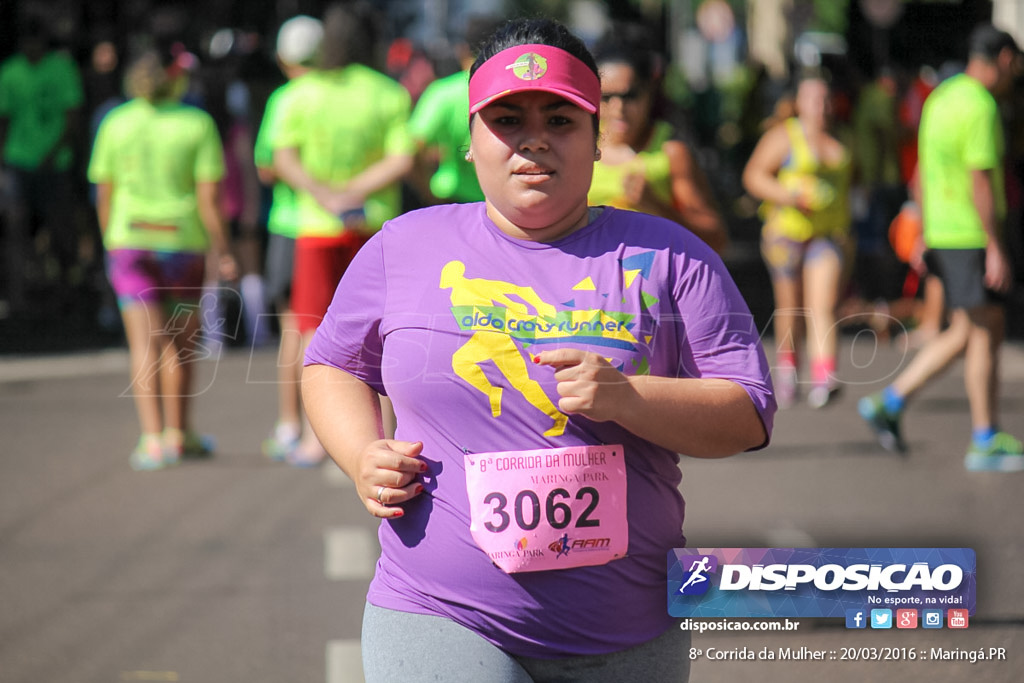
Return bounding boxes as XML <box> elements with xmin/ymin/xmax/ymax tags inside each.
<box><xmin>795</xmin><ymin>66</ymin><xmax>831</xmax><ymax>86</ymax></box>
<box><xmin>469</xmin><ymin>18</ymin><xmax>600</xmax><ymax>134</ymax></box>
<box><xmin>320</xmin><ymin>1</ymin><xmax>380</xmax><ymax>70</ymax></box>
<box><xmin>968</xmin><ymin>23</ymin><xmax>1020</xmax><ymax>61</ymax></box>
<box><xmin>593</xmin><ymin>41</ymin><xmax>656</xmax><ymax>87</ymax></box>
<box><xmin>462</xmin><ymin>15</ymin><xmax>504</xmax><ymax>55</ymax></box>
<box><xmin>125</xmin><ymin>50</ymin><xmax>173</xmax><ymax>102</ymax></box>
<box><xmin>591</xmin><ymin>31</ymin><xmax>673</xmax><ymax>130</ymax></box>
<box><xmin>592</xmin><ymin>21</ymin><xmax>665</xmax><ymax>87</ymax></box>
<box><xmin>471</xmin><ymin>18</ymin><xmax>598</xmax><ymax>80</ymax></box>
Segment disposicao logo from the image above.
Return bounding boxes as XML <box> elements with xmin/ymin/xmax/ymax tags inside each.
<box><xmin>667</xmin><ymin>548</ymin><xmax>976</xmax><ymax>618</ymax></box>
<box><xmin>677</xmin><ymin>555</ymin><xmax>718</xmax><ymax>595</ymax></box>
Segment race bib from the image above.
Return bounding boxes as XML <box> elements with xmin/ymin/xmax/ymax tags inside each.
<box><xmin>464</xmin><ymin>444</ymin><xmax>628</xmax><ymax>573</ymax></box>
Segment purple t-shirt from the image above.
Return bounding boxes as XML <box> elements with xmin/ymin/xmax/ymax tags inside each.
<box><xmin>306</xmin><ymin>203</ymin><xmax>775</xmax><ymax>658</ymax></box>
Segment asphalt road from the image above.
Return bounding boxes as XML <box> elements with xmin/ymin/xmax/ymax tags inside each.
<box><xmin>1</xmin><ymin>336</ymin><xmax>1022</xmax><ymax>683</ymax></box>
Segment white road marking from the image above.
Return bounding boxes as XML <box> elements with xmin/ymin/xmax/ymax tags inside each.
<box><xmin>323</xmin><ymin>461</ymin><xmax>354</xmax><ymax>487</ymax></box>
<box><xmin>324</xmin><ymin>527</ymin><xmax>378</xmax><ymax>581</ymax></box>
<box><xmin>1003</xmin><ymin>344</ymin><xmax>1024</xmax><ymax>381</ymax></box>
<box><xmin>0</xmin><ymin>350</ymin><xmax>129</xmax><ymax>383</ymax></box>
<box><xmin>326</xmin><ymin>639</ymin><xmax>364</xmax><ymax>683</ymax></box>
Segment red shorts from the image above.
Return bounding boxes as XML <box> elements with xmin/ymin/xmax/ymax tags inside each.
<box><xmin>291</xmin><ymin>233</ymin><xmax>369</xmax><ymax>334</ymax></box>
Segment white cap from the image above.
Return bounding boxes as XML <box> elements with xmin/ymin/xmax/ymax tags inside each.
<box><xmin>276</xmin><ymin>15</ymin><xmax>323</xmax><ymax>66</ymax></box>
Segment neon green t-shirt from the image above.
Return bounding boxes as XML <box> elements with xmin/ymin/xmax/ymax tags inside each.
<box><xmin>918</xmin><ymin>74</ymin><xmax>1005</xmax><ymax>249</ymax></box>
<box><xmin>408</xmin><ymin>69</ymin><xmax>483</xmax><ymax>203</ymax></box>
<box><xmin>0</xmin><ymin>51</ymin><xmax>84</xmax><ymax>170</ymax></box>
<box><xmin>88</xmin><ymin>98</ymin><xmax>225</xmax><ymax>252</ymax></box>
<box><xmin>254</xmin><ymin>78</ymin><xmax>306</xmax><ymax>239</ymax></box>
<box><xmin>273</xmin><ymin>64</ymin><xmax>414</xmax><ymax>237</ymax></box>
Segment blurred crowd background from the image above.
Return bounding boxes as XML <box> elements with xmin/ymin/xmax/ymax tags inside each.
<box><xmin>1</xmin><ymin>0</ymin><xmax>1023</xmax><ymax>353</ymax></box>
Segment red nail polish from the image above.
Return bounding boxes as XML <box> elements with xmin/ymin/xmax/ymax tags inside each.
<box><xmin>420</xmin><ymin>462</ymin><xmax>428</xmax><ymax>473</ymax></box>
<box><xmin>392</xmin><ymin>509</ymin><xmax>404</xmax><ymax>518</ymax></box>
<box><xmin>532</xmin><ymin>355</ymin><xmax>541</xmax><ymax>364</ymax></box>
<box><xmin>415</xmin><ymin>484</ymin><xmax>424</xmax><ymax>494</ymax></box>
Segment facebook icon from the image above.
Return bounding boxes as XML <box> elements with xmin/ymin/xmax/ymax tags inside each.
<box><xmin>845</xmin><ymin>609</ymin><xmax>867</xmax><ymax>629</ymax></box>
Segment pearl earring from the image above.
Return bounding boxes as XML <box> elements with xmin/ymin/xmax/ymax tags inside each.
<box><xmin>465</xmin><ymin>151</ymin><xmax>474</xmax><ymax>162</ymax></box>
<box><xmin>594</xmin><ymin>148</ymin><xmax>603</xmax><ymax>161</ymax></box>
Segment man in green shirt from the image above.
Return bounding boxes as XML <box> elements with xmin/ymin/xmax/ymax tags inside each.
<box><xmin>859</xmin><ymin>24</ymin><xmax>1023</xmax><ymax>470</ymax></box>
<box><xmin>0</xmin><ymin>17</ymin><xmax>83</xmax><ymax>309</ymax></box>
<box><xmin>253</xmin><ymin>14</ymin><xmax>324</xmax><ymax>462</ymax></box>
<box><xmin>271</xmin><ymin>3</ymin><xmax>413</xmax><ymax>465</ymax></box>
<box><xmin>407</xmin><ymin>16</ymin><xmax>499</xmax><ymax>205</ymax></box>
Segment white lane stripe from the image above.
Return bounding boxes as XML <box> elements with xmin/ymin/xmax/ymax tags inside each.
<box><xmin>324</xmin><ymin>527</ymin><xmax>378</xmax><ymax>581</ymax></box>
<box><xmin>326</xmin><ymin>639</ymin><xmax>364</xmax><ymax>683</ymax></box>
<box><xmin>0</xmin><ymin>349</ymin><xmax>129</xmax><ymax>383</ymax></box>
<box><xmin>323</xmin><ymin>461</ymin><xmax>354</xmax><ymax>487</ymax></box>
<box><xmin>1003</xmin><ymin>345</ymin><xmax>1024</xmax><ymax>381</ymax></box>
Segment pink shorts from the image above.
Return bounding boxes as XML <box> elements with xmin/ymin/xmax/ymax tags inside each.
<box><xmin>106</xmin><ymin>249</ymin><xmax>206</xmax><ymax>309</ymax></box>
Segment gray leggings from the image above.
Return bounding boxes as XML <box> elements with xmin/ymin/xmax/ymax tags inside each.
<box><xmin>362</xmin><ymin>602</ymin><xmax>691</xmax><ymax>683</ymax></box>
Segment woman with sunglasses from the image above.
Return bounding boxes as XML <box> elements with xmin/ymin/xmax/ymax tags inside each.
<box><xmin>588</xmin><ymin>37</ymin><xmax>728</xmax><ymax>254</ymax></box>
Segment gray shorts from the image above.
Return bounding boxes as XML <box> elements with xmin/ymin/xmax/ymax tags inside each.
<box><xmin>924</xmin><ymin>248</ymin><xmax>1004</xmax><ymax>310</ymax></box>
<box><xmin>263</xmin><ymin>232</ymin><xmax>296</xmax><ymax>307</ymax></box>
<box><xmin>361</xmin><ymin>602</ymin><xmax>691</xmax><ymax>683</ymax></box>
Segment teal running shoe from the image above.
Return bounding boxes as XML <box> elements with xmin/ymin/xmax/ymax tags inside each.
<box><xmin>965</xmin><ymin>432</ymin><xmax>1024</xmax><ymax>472</ymax></box>
<box><xmin>130</xmin><ymin>435</ymin><xmax>176</xmax><ymax>471</ymax></box>
<box><xmin>857</xmin><ymin>393</ymin><xmax>906</xmax><ymax>453</ymax></box>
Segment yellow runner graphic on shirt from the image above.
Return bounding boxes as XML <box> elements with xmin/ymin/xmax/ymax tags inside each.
<box><xmin>440</xmin><ymin>259</ymin><xmax>650</xmax><ymax>437</ymax></box>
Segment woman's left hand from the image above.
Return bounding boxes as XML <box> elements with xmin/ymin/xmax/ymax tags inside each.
<box><xmin>534</xmin><ymin>349</ymin><xmax>636</xmax><ymax>423</ymax></box>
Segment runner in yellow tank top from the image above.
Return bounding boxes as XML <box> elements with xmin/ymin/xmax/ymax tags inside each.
<box><xmin>743</xmin><ymin>70</ymin><xmax>852</xmax><ymax>409</ymax></box>
<box><xmin>762</xmin><ymin>117</ymin><xmax>851</xmax><ymax>242</ymax></box>
<box><xmin>588</xmin><ymin>39</ymin><xmax>727</xmax><ymax>254</ymax></box>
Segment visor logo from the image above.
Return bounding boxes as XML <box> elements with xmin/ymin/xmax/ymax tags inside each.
<box><xmin>507</xmin><ymin>53</ymin><xmax>548</xmax><ymax>81</ymax></box>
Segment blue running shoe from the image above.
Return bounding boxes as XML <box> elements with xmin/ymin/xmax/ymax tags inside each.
<box><xmin>858</xmin><ymin>393</ymin><xmax>906</xmax><ymax>453</ymax></box>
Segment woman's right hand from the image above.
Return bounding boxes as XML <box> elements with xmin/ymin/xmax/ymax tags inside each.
<box><xmin>356</xmin><ymin>439</ymin><xmax>427</xmax><ymax>519</ymax></box>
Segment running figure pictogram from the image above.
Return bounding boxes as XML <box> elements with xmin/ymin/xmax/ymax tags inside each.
<box><xmin>679</xmin><ymin>556</ymin><xmax>712</xmax><ymax>592</ymax></box>
<box><xmin>440</xmin><ymin>260</ymin><xmax>568</xmax><ymax>436</ymax></box>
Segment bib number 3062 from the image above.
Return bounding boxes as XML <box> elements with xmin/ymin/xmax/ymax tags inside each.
<box><xmin>464</xmin><ymin>445</ymin><xmax>628</xmax><ymax>574</ymax></box>
<box><xmin>482</xmin><ymin>486</ymin><xmax>600</xmax><ymax>533</ymax></box>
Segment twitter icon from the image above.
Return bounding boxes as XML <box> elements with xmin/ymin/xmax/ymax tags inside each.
<box><xmin>870</xmin><ymin>609</ymin><xmax>893</xmax><ymax>629</ymax></box>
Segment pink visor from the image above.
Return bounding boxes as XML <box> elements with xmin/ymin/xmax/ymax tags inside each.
<box><xmin>468</xmin><ymin>44</ymin><xmax>601</xmax><ymax>115</ymax></box>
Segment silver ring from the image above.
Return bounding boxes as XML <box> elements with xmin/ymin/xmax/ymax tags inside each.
<box><xmin>376</xmin><ymin>486</ymin><xmax>386</xmax><ymax>504</ymax></box>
